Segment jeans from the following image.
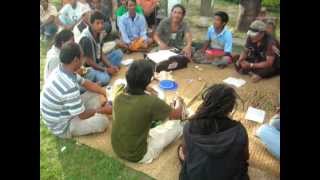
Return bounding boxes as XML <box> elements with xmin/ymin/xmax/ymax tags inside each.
<box><xmin>256</xmin><ymin>114</ymin><xmax>280</xmax><ymax>160</ymax></box>
<box><xmin>80</xmin><ymin>49</ymin><xmax>123</xmax><ymax>93</ymax></box>
<box><xmin>40</xmin><ymin>22</ymin><xmax>58</xmax><ymax>38</ymax></box>
<box><xmin>106</xmin><ymin>49</ymin><xmax>123</xmax><ymax>67</ymax></box>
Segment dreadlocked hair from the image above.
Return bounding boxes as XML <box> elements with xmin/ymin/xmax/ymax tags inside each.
<box><xmin>189</xmin><ymin>84</ymin><xmax>241</xmax><ymax>133</ymax></box>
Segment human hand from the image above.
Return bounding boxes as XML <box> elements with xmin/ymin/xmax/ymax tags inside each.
<box><xmin>97</xmin><ymin>103</ymin><xmax>112</xmax><ymax>115</ymax></box>
<box><xmin>159</xmin><ymin>42</ymin><xmax>169</xmax><ymax>50</ymax></box>
<box><xmin>240</xmin><ymin>61</ymin><xmax>250</xmax><ymax>69</ymax></box>
<box><xmin>106</xmin><ymin>66</ymin><xmax>118</xmax><ymax>75</ymax></box>
<box><xmin>182</xmin><ymin>46</ymin><xmax>192</xmax><ymax>58</ymax></box>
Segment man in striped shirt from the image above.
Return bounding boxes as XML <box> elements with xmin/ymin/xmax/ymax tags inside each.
<box><xmin>40</xmin><ymin>42</ymin><xmax>112</xmax><ymax>138</ymax></box>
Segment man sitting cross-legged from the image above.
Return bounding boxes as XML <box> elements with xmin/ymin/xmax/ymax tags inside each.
<box><xmin>40</xmin><ymin>0</ymin><xmax>58</xmax><ymax>40</ymax></box>
<box><xmin>57</xmin><ymin>0</ymin><xmax>89</xmax><ymax>31</ymax></box>
<box><xmin>78</xmin><ymin>10</ymin><xmax>123</xmax><ymax>87</ymax></box>
<box><xmin>44</xmin><ymin>29</ymin><xmax>75</xmax><ymax>81</ymax></box>
<box><xmin>235</xmin><ymin>20</ymin><xmax>280</xmax><ymax>83</ymax></box>
<box><xmin>194</xmin><ymin>11</ymin><xmax>233</xmax><ymax>69</ymax></box>
<box><xmin>111</xmin><ymin>60</ymin><xmax>185</xmax><ymax>163</ymax></box>
<box><xmin>40</xmin><ymin>42</ymin><xmax>112</xmax><ymax>139</ymax></box>
<box><xmin>153</xmin><ymin>4</ymin><xmax>194</xmax><ymax>60</ymax></box>
<box><xmin>117</xmin><ymin>0</ymin><xmax>153</xmax><ymax>52</ymax></box>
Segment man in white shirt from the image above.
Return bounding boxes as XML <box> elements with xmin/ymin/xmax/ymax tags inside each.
<box><xmin>72</xmin><ymin>6</ymin><xmax>92</xmax><ymax>42</ymax></box>
<box><xmin>40</xmin><ymin>0</ymin><xmax>58</xmax><ymax>39</ymax></box>
<box><xmin>57</xmin><ymin>0</ymin><xmax>90</xmax><ymax>30</ymax></box>
<box><xmin>44</xmin><ymin>29</ymin><xmax>75</xmax><ymax>81</ymax></box>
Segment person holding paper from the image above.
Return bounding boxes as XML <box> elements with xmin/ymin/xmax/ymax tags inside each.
<box><xmin>194</xmin><ymin>11</ymin><xmax>233</xmax><ymax>69</ymax></box>
<box><xmin>111</xmin><ymin>60</ymin><xmax>185</xmax><ymax>163</ymax></box>
<box><xmin>117</xmin><ymin>0</ymin><xmax>153</xmax><ymax>52</ymax></box>
<box><xmin>154</xmin><ymin>4</ymin><xmax>194</xmax><ymax>59</ymax></box>
<box><xmin>178</xmin><ymin>84</ymin><xmax>249</xmax><ymax>180</ymax></box>
<box><xmin>235</xmin><ymin>20</ymin><xmax>280</xmax><ymax>83</ymax></box>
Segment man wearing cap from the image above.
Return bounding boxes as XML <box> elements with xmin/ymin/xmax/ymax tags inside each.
<box><xmin>235</xmin><ymin>20</ymin><xmax>280</xmax><ymax>83</ymax></box>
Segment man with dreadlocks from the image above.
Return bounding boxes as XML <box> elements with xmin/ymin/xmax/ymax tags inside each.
<box><xmin>111</xmin><ymin>60</ymin><xmax>185</xmax><ymax>163</ymax></box>
<box><xmin>178</xmin><ymin>84</ymin><xmax>249</xmax><ymax>180</ymax></box>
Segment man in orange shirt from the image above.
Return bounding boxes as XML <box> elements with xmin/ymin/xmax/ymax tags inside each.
<box><xmin>136</xmin><ymin>0</ymin><xmax>159</xmax><ymax>36</ymax></box>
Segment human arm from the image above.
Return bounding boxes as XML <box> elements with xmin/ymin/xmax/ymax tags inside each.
<box><xmin>41</xmin><ymin>5</ymin><xmax>58</xmax><ymax>26</ymax></box>
<box><xmin>78</xmin><ymin>103</ymin><xmax>112</xmax><ymax>119</ymax></box>
<box><xmin>140</xmin><ymin>16</ymin><xmax>149</xmax><ymax>42</ymax></box>
<box><xmin>154</xmin><ymin>32</ymin><xmax>169</xmax><ymax>49</ymax></box>
<box><xmin>169</xmin><ymin>97</ymin><xmax>183</xmax><ymax>120</ymax></box>
<box><xmin>82</xmin><ymin>80</ymin><xmax>107</xmax><ymax>97</ymax></box>
<box><xmin>100</xmin><ymin>50</ymin><xmax>119</xmax><ymax>75</ymax></box>
<box><xmin>250</xmin><ymin>41</ymin><xmax>277</xmax><ymax>69</ymax></box>
<box><xmin>56</xmin><ymin>5</ymin><xmax>76</xmax><ymax>30</ymax></box>
<box><xmin>181</xmin><ymin>31</ymin><xmax>192</xmax><ymax>58</ymax></box>
<box><xmin>118</xmin><ymin>16</ymin><xmax>132</xmax><ymax>45</ymax></box>
<box><xmin>251</xmin><ymin>55</ymin><xmax>275</xmax><ymax>69</ymax></box>
<box><xmin>224</xmin><ymin>31</ymin><xmax>233</xmax><ymax>56</ymax></box>
<box><xmin>154</xmin><ymin>19</ymin><xmax>170</xmax><ymax>49</ymax></box>
<box><xmin>79</xmin><ymin>37</ymin><xmax>105</xmax><ymax>72</ymax></box>
<box><xmin>151</xmin><ymin>97</ymin><xmax>182</xmax><ymax>122</ymax></box>
<box><xmin>41</xmin><ymin>15</ymin><xmax>56</xmax><ymax>27</ymax></box>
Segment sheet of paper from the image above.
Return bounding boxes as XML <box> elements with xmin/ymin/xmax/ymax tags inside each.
<box><xmin>223</xmin><ymin>77</ymin><xmax>246</xmax><ymax>88</ymax></box>
<box><xmin>147</xmin><ymin>50</ymin><xmax>178</xmax><ymax>64</ymax></box>
<box><xmin>245</xmin><ymin>106</ymin><xmax>266</xmax><ymax>123</ymax></box>
<box><xmin>121</xmin><ymin>59</ymin><xmax>134</xmax><ymax>66</ymax></box>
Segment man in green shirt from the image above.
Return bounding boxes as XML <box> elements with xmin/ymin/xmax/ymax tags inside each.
<box><xmin>115</xmin><ymin>0</ymin><xmax>144</xmax><ymax>17</ymax></box>
<box><xmin>111</xmin><ymin>60</ymin><xmax>184</xmax><ymax>163</ymax></box>
<box><xmin>115</xmin><ymin>0</ymin><xmax>144</xmax><ymax>31</ymax></box>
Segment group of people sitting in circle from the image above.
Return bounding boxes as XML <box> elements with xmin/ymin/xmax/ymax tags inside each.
<box><xmin>40</xmin><ymin>0</ymin><xmax>280</xmax><ymax>179</ymax></box>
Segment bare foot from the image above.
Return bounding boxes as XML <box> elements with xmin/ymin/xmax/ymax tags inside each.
<box><xmin>178</xmin><ymin>145</ymin><xmax>185</xmax><ymax>163</ymax></box>
<box><xmin>251</xmin><ymin>74</ymin><xmax>262</xmax><ymax>83</ymax></box>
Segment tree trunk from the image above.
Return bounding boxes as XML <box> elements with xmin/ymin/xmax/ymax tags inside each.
<box><xmin>200</xmin><ymin>0</ymin><xmax>214</xmax><ymax>17</ymax></box>
<box><xmin>236</xmin><ymin>0</ymin><xmax>261</xmax><ymax>32</ymax></box>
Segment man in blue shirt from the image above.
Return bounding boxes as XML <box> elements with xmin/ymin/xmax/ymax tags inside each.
<box><xmin>117</xmin><ymin>0</ymin><xmax>153</xmax><ymax>52</ymax></box>
<box><xmin>194</xmin><ymin>11</ymin><xmax>233</xmax><ymax>68</ymax></box>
